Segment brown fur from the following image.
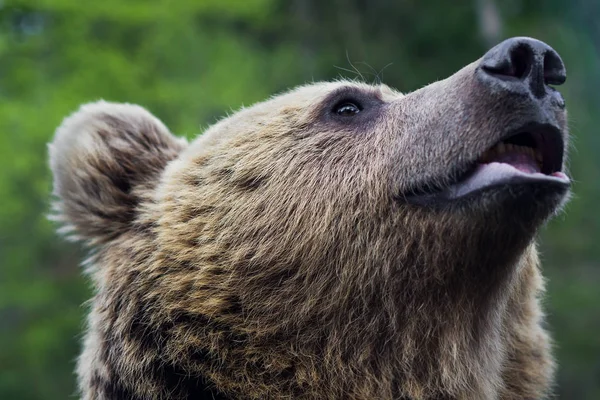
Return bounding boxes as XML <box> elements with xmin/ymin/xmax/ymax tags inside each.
<box><xmin>50</xmin><ymin>59</ymin><xmax>568</xmax><ymax>399</ymax></box>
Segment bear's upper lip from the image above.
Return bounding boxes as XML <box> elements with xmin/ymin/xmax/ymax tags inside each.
<box><xmin>405</xmin><ymin>123</ymin><xmax>569</xmax><ymax>203</ymax></box>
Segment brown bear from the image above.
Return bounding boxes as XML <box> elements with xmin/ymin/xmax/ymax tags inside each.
<box><xmin>49</xmin><ymin>37</ymin><xmax>570</xmax><ymax>400</ymax></box>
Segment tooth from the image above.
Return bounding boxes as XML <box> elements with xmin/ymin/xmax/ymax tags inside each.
<box><xmin>497</xmin><ymin>143</ymin><xmax>506</xmax><ymax>154</ymax></box>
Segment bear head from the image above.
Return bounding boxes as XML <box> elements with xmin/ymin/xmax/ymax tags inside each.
<box><xmin>50</xmin><ymin>37</ymin><xmax>570</xmax><ymax>399</ymax></box>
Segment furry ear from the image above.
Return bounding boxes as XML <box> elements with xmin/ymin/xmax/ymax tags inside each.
<box><xmin>49</xmin><ymin>101</ymin><xmax>187</xmax><ymax>245</ymax></box>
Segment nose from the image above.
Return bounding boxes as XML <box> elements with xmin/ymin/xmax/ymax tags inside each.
<box><xmin>478</xmin><ymin>37</ymin><xmax>566</xmax><ymax>99</ymax></box>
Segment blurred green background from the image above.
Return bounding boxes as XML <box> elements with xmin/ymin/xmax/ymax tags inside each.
<box><xmin>0</xmin><ymin>0</ymin><xmax>598</xmax><ymax>398</ymax></box>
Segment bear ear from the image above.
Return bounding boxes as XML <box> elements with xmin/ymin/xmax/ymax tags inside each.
<box><xmin>49</xmin><ymin>101</ymin><xmax>187</xmax><ymax>245</ymax></box>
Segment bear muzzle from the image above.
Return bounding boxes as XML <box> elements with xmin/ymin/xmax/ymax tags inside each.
<box><xmin>401</xmin><ymin>37</ymin><xmax>570</xmax><ymax>210</ymax></box>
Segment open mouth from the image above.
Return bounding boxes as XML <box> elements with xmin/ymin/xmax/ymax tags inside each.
<box><xmin>478</xmin><ymin>126</ymin><xmax>564</xmax><ymax>175</ymax></box>
<box><xmin>407</xmin><ymin>124</ymin><xmax>570</xmax><ymax>202</ymax></box>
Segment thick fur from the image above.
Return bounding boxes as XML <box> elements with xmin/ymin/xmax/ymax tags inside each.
<box><xmin>49</xmin><ymin>101</ymin><xmax>187</xmax><ymax>247</ymax></box>
<box><xmin>50</xmin><ymin>60</ymin><xmax>568</xmax><ymax>398</ymax></box>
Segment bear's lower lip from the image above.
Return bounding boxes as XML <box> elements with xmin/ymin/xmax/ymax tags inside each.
<box><xmin>442</xmin><ymin>162</ymin><xmax>570</xmax><ymax>199</ymax></box>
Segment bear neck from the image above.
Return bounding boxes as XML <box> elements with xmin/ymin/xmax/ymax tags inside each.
<box><xmin>185</xmin><ymin>208</ymin><xmax>541</xmax><ymax>398</ymax></box>
<box><xmin>152</xmin><ymin>180</ymin><xmax>546</xmax><ymax>398</ymax></box>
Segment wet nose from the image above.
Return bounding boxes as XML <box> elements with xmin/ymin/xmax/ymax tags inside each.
<box><xmin>478</xmin><ymin>37</ymin><xmax>566</xmax><ymax>99</ymax></box>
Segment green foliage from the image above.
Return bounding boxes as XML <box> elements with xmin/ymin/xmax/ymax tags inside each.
<box><xmin>0</xmin><ymin>0</ymin><xmax>598</xmax><ymax>398</ymax></box>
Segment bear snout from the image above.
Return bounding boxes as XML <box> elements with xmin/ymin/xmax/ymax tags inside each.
<box><xmin>393</xmin><ymin>37</ymin><xmax>570</xmax><ymax>211</ymax></box>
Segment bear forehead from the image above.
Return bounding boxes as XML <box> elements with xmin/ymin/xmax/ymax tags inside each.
<box><xmin>185</xmin><ymin>80</ymin><xmax>402</xmax><ymax>154</ymax></box>
<box><xmin>264</xmin><ymin>80</ymin><xmax>402</xmax><ymax>107</ymax></box>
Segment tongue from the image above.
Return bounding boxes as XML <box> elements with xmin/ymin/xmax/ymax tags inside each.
<box><xmin>441</xmin><ymin>150</ymin><xmax>568</xmax><ymax>200</ymax></box>
<box><xmin>489</xmin><ymin>152</ymin><xmax>540</xmax><ymax>174</ymax></box>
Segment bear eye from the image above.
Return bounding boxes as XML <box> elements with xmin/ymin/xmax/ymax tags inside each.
<box><xmin>335</xmin><ymin>102</ymin><xmax>362</xmax><ymax>116</ymax></box>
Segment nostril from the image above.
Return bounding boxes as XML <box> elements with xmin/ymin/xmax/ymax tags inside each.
<box><xmin>508</xmin><ymin>44</ymin><xmax>531</xmax><ymax>80</ymax></box>
<box><xmin>543</xmin><ymin>51</ymin><xmax>567</xmax><ymax>85</ymax></box>
<box><xmin>481</xmin><ymin>43</ymin><xmax>533</xmax><ymax>80</ymax></box>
